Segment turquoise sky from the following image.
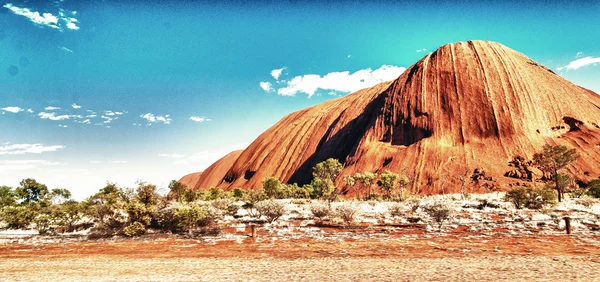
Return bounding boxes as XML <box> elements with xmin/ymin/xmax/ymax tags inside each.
<box><xmin>1</xmin><ymin>0</ymin><xmax>599</xmax><ymax>199</ymax></box>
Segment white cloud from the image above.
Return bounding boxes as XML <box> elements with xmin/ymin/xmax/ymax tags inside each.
<box><xmin>158</xmin><ymin>154</ymin><xmax>185</xmax><ymax>158</ymax></box>
<box><xmin>141</xmin><ymin>113</ymin><xmax>172</xmax><ymax>125</ymax></box>
<box><xmin>416</xmin><ymin>48</ymin><xmax>427</xmax><ymax>53</ymax></box>
<box><xmin>189</xmin><ymin>116</ymin><xmax>212</xmax><ymax>123</ymax></box>
<box><xmin>71</xmin><ymin>103</ymin><xmax>82</xmax><ymax>109</ymax></box>
<box><xmin>27</xmin><ymin>109</ymin><xmax>34</xmax><ymax>113</ymax></box>
<box><xmin>61</xmin><ymin>47</ymin><xmax>74</xmax><ymax>53</ymax></box>
<box><xmin>45</xmin><ymin>106</ymin><xmax>61</xmax><ymax>111</ymax></box>
<box><xmin>260</xmin><ymin>81</ymin><xmax>273</xmax><ymax>92</ymax></box>
<box><xmin>104</xmin><ymin>110</ymin><xmax>125</xmax><ymax>116</ymax></box>
<box><xmin>576</xmin><ymin>52</ymin><xmax>584</xmax><ymax>58</ymax></box>
<box><xmin>3</xmin><ymin>3</ymin><xmax>80</xmax><ymax>31</ymax></box>
<box><xmin>75</xmin><ymin>119</ymin><xmax>91</xmax><ymax>124</ymax></box>
<box><xmin>1</xmin><ymin>106</ymin><xmax>23</xmax><ymax>113</ymax></box>
<box><xmin>0</xmin><ymin>143</ymin><xmax>65</xmax><ymax>155</ymax></box>
<box><xmin>271</xmin><ymin>67</ymin><xmax>285</xmax><ymax>80</ymax></box>
<box><xmin>558</xmin><ymin>56</ymin><xmax>600</xmax><ymax>71</ymax></box>
<box><xmin>58</xmin><ymin>124</ymin><xmax>68</xmax><ymax>128</ymax></box>
<box><xmin>274</xmin><ymin>65</ymin><xmax>406</xmax><ymax>97</ymax></box>
<box><xmin>0</xmin><ymin>160</ymin><xmax>67</xmax><ymax>171</ymax></box>
<box><xmin>38</xmin><ymin>112</ymin><xmax>72</xmax><ymax>121</ymax></box>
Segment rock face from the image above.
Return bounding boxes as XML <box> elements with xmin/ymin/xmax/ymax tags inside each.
<box><xmin>179</xmin><ymin>150</ymin><xmax>243</xmax><ymax>190</ymax></box>
<box><xmin>182</xmin><ymin>40</ymin><xmax>600</xmax><ymax>195</ymax></box>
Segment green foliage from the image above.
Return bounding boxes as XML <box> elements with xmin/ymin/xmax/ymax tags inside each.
<box><xmin>33</xmin><ymin>209</ymin><xmax>54</xmax><ymax>234</ymax></box>
<box><xmin>50</xmin><ymin>188</ymin><xmax>72</xmax><ymax>204</ymax></box>
<box><xmin>587</xmin><ymin>179</ymin><xmax>600</xmax><ymax>198</ymax></box>
<box><xmin>310</xmin><ymin>178</ymin><xmax>336</xmax><ymax>201</ymax></box>
<box><xmin>168</xmin><ymin>180</ymin><xmax>188</xmax><ymax>201</ymax></box>
<box><xmin>173</xmin><ymin>203</ymin><xmax>211</xmax><ymax>232</ymax></box>
<box><xmin>505</xmin><ymin>187</ymin><xmax>557</xmax><ymax>209</ymax></box>
<box><xmin>54</xmin><ymin>200</ymin><xmax>83</xmax><ymax>232</ymax></box>
<box><xmin>262</xmin><ymin>177</ymin><xmax>283</xmax><ymax>198</ymax></box>
<box><xmin>377</xmin><ymin>171</ymin><xmax>399</xmax><ymax>198</ymax></box>
<box><xmin>15</xmin><ymin>178</ymin><xmax>50</xmax><ymax>205</ymax></box>
<box><xmin>206</xmin><ymin>187</ymin><xmax>226</xmax><ymax>201</ymax></box>
<box><xmin>135</xmin><ymin>182</ymin><xmax>161</xmax><ymax>206</ymax></box>
<box><xmin>1</xmin><ymin>205</ymin><xmax>36</xmax><ymax>229</ymax></box>
<box><xmin>533</xmin><ymin>144</ymin><xmax>579</xmax><ymax>201</ymax></box>
<box><xmin>123</xmin><ymin>221</ymin><xmax>146</xmax><ymax>237</ymax></box>
<box><xmin>85</xmin><ymin>183</ymin><xmax>124</xmax><ymax>223</ymax></box>
<box><xmin>254</xmin><ymin>200</ymin><xmax>286</xmax><ymax>223</ymax></box>
<box><xmin>231</xmin><ymin>188</ymin><xmax>246</xmax><ymax>200</ymax></box>
<box><xmin>211</xmin><ymin>199</ymin><xmax>239</xmax><ymax>216</ymax></box>
<box><xmin>0</xmin><ymin>186</ymin><xmax>16</xmax><ymax>208</ymax></box>
<box><xmin>125</xmin><ymin>200</ymin><xmax>155</xmax><ymax>226</ymax></box>
<box><xmin>313</xmin><ymin>158</ymin><xmax>343</xmax><ymax>182</ymax></box>
<box><xmin>346</xmin><ymin>172</ymin><xmax>378</xmax><ymax>199</ymax></box>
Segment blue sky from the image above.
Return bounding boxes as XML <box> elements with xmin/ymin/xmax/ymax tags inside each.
<box><xmin>1</xmin><ymin>0</ymin><xmax>599</xmax><ymax>199</ymax></box>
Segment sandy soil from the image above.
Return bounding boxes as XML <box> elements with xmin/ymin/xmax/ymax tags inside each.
<box><xmin>2</xmin><ymin>234</ymin><xmax>600</xmax><ymax>281</ymax></box>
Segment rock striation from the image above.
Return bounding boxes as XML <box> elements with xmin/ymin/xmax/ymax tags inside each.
<box><xmin>181</xmin><ymin>40</ymin><xmax>600</xmax><ymax>195</ymax></box>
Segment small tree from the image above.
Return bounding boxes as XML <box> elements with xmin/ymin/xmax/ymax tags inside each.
<box><xmin>255</xmin><ymin>200</ymin><xmax>286</xmax><ymax>223</ymax></box>
<box><xmin>0</xmin><ymin>186</ymin><xmax>16</xmax><ymax>208</ymax></box>
<box><xmin>311</xmin><ymin>159</ymin><xmax>343</xmax><ymax>201</ymax></box>
<box><xmin>377</xmin><ymin>171</ymin><xmax>399</xmax><ymax>199</ymax></box>
<box><xmin>533</xmin><ymin>145</ymin><xmax>579</xmax><ymax>202</ymax></box>
<box><xmin>15</xmin><ymin>178</ymin><xmax>50</xmax><ymax>205</ymax></box>
<box><xmin>262</xmin><ymin>177</ymin><xmax>283</xmax><ymax>199</ymax></box>
<box><xmin>168</xmin><ymin>180</ymin><xmax>188</xmax><ymax>201</ymax></box>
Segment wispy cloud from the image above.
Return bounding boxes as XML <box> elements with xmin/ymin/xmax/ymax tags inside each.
<box><xmin>259</xmin><ymin>81</ymin><xmax>273</xmax><ymax>92</ymax></box>
<box><xmin>263</xmin><ymin>65</ymin><xmax>406</xmax><ymax>97</ymax></box>
<box><xmin>71</xmin><ymin>103</ymin><xmax>82</xmax><ymax>109</ymax></box>
<box><xmin>3</xmin><ymin>3</ymin><xmax>80</xmax><ymax>31</ymax></box>
<box><xmin>1</xmin><ymin>106</ymin><xmax>23</xmax><ymax>113</ymax></box>
<box><xmin>27</xmin><ymin>109</ymin><xmax>34</xmax><ymax>113</ymax></box>
<box><xmin>558</xmin><ymin>56</ymin><xmax>600</xmax><ymax>71</ymax></box>
<box><xmin>0</xmin><ymin>160</ymin><xmax>67</xmax><ymax>171</ymax></box>
<box><xmin>0</xmin><ymin>143</ymin><xmax>65</xmax><ymax>155</ymax></box>
<box><xmin>158</xmin><ymin>153</ymin><xmax>185</xmax><ymax>158</ymax></box>
<box><xmin>189</xmin><ymin>116</ymin><xmax>212</xmax><ymax>123</ymax></box>
<box><xmin>271</xmin><ymin>67</ymin><xmax>285</xmax><ymax>80</ymax></box>
<box><xmin>61</xmin><ymin>46</ymin><xmax>74</xmax><ymax>53</ymax></box>
<box><xmin>45</xmin><ymin>106</ymin><xmax>61</xmax><ymax>111</ymax></box>
<box><xmin>38</xmin><ymin>112</ymin><xmax>73</xmax><ymax>121</ymax></box>
<box><xmin>416</xmin><ymin>48</ymin><xmax>427</xmax><ymax>53</ymax></box>
<box><xmin>140</xmin><ymin>113</ymin><xmax>172</xmax><ymax>125</ymax></box>
<box><xmin>58</xmin><ymin>124</ymin><xmax>68</xmax><ymax>128</ymax></box>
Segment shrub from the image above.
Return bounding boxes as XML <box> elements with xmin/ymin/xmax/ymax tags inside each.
<box><xmin>388</xmin><ymin>203</ymin><xmax>403</xmax><ymax>217</ymax></box>
<box><xmin>263</xmin><ymin>177</ymin><xmax>283</xmax><ymax>199</ymax></box>
<box><xmin>123</xmin><ymin>221</ymin><xmax>146</xmax><ymax>237</ymax></box>
<box><xmin>505</xmin><ymin>187</ymin><xmax>557</xmax><ymax>209</ymax></box>
<box><xmin>422</xmin><ymin>201</ymin><xmax>453</xmax><ymax>227</ymax></box>
<box><xmin>588</xmin><ymin>179</ymin><xmax>600</xmax><ymax>198</ymax></box>
<box><xmin>173</xmin><ymin>203</ymin><xmax>211</xmax><ymax>233</ymax></box>
<box><xmin>310</xmin><ymin>203</ymin><xmax>330</xmax><ymax>223</ymax></box>
<box><xmin>211</xmin><ymin>199</ymin><xmax>239</xmax><ymax>216</ymax></box>
<box><xmin>33</xmin><ymin>211</ymin><xmax>54</xmax><ymax>234</ymax></box>
<box><xmin>335</xmin><ymin>203</ymin><xmax>359</xmax><ymax>225</ymax></box>
<box><xmin>254</xmin><ymin>200</ymin><xmax>286</xmax><ymax>223</ymax></box>
<box><xmin>570</xmin><ymin>187</ymin><xmax>587</xmax><ymax>199</ymax></box>
<box><xmin>1</xmin><ymin>205</ymin><xmax>36</xmax><ymax>229</ymax></box>
<box><xmin>232</xmin><ymin>188</ymin><xmax>246</xmax><ymax>200</ymax></box>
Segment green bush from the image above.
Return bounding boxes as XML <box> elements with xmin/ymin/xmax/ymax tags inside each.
<box><xmin>588</xmin><ymin>179</ymin><xmax>600</xmax><ymax>198</ymax></box>
<box><xmin>211</xmin><ymin>199</ymin><xmax>239</xmax><ymax>216</ymax></box>
<box><xmin>1</xmin><ymin>205</ymin><xmax>36</xmax><ymax>229</ymax></box>
<box><xmin>173</xmin><ymin>203</ymin><xmax>212</xmax><ymax>232</ymax></box>
<box><xmin>505</xmin><ymin>187</ymin><xmax>557</xmax><ymax>209</ymax></box>
<box><xmin>123</xmin><ymin>221</ymin><xmax>146</xmax><ymax>237</ymax></box>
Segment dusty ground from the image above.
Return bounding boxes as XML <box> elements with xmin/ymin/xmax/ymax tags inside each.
<box><xmin>2</xmin><ymin>234</ymin><xmax>600</xmax><ymax>281</ymax></box>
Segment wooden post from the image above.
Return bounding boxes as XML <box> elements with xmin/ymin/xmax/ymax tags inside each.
<box><xmin>564</xmin><ymin>217</ymin><xmax>571</xmax><ymax>235</ymax></box>
<box><xmin>251</xmin><ymin>224</ymin><xmax>257</xmax><ymax>238</ymax></box>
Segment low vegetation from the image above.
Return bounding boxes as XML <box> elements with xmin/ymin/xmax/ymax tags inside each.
<box><xmin>1</xmin><ymin>146</ymin><xmax>599</xmax><ymax>238</ymax></box>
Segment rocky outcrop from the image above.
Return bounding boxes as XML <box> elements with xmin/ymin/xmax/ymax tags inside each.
<box><xmin>183</xmin><ymin>40</ymin><xmax>600</xmax><ymax>195</ymax></box>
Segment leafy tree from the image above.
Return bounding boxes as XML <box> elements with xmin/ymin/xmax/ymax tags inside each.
<box><xmin>1</xmin><ymin>205</ymin><xmax>36</xmax><ymax>229</ymax></box>
<box><xmin>168</xmin><ymin>180</ymin><xmax>188</xmax><ymax>201</ymax></box>
<box><xmin>55</xmin><ymin>200</ymin><xmax>83</xmax><ymax>232</ymax></box>
<box><xmin>587</xmin><ymin>179</ymin><xmax>600</xmax><ymax>198</ymax></box>
<box><xmin>346</xmin><ymin>172</ymin><xmax>377</xmax><ymax>200</ymax></box>
<box><xmin>313</xmin><ymin>158</ymin><xmax>343</xmax><ymax>183</ymax></box>
<box><xmin>85</xmin><ymin>183</ymin><xmax>124</xmax><ymax>223</ymax></box>
<box><xmin>533</xmin><ymin>145</ymin><xmax>580</xmax><ymax>202</ymax></box>
<box><xmin>15</xmin><ymin>178</ymin><xmax>50</xmax><ymax>205</ymax></box>
<box><xmin>262</xmin><ymin>177</ymin><xmax>283</xmax><ymax>198</ymax></box>
<box><xmin>377</xmin><ymin>171</ymin><xmax>399</xmax><ymax>199</ymax></box>
<box><xmin>311</xmin><ymin>159</ymin><xmax>343</xmax><ymax>201</ymax></box>
<box><xmin>135</xmin><ymin>182</ymin><xmax>161</xmax><ymax>206</ymax></box>
<box><xmin>0</xmin><ymin>186</ymin><xmax>16</xmax><ymax>208</ymax></box>
<box><xmin>50</xmin><ymin>188</ymin><xmax>72</xmax><ymax>204</ymax></box>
